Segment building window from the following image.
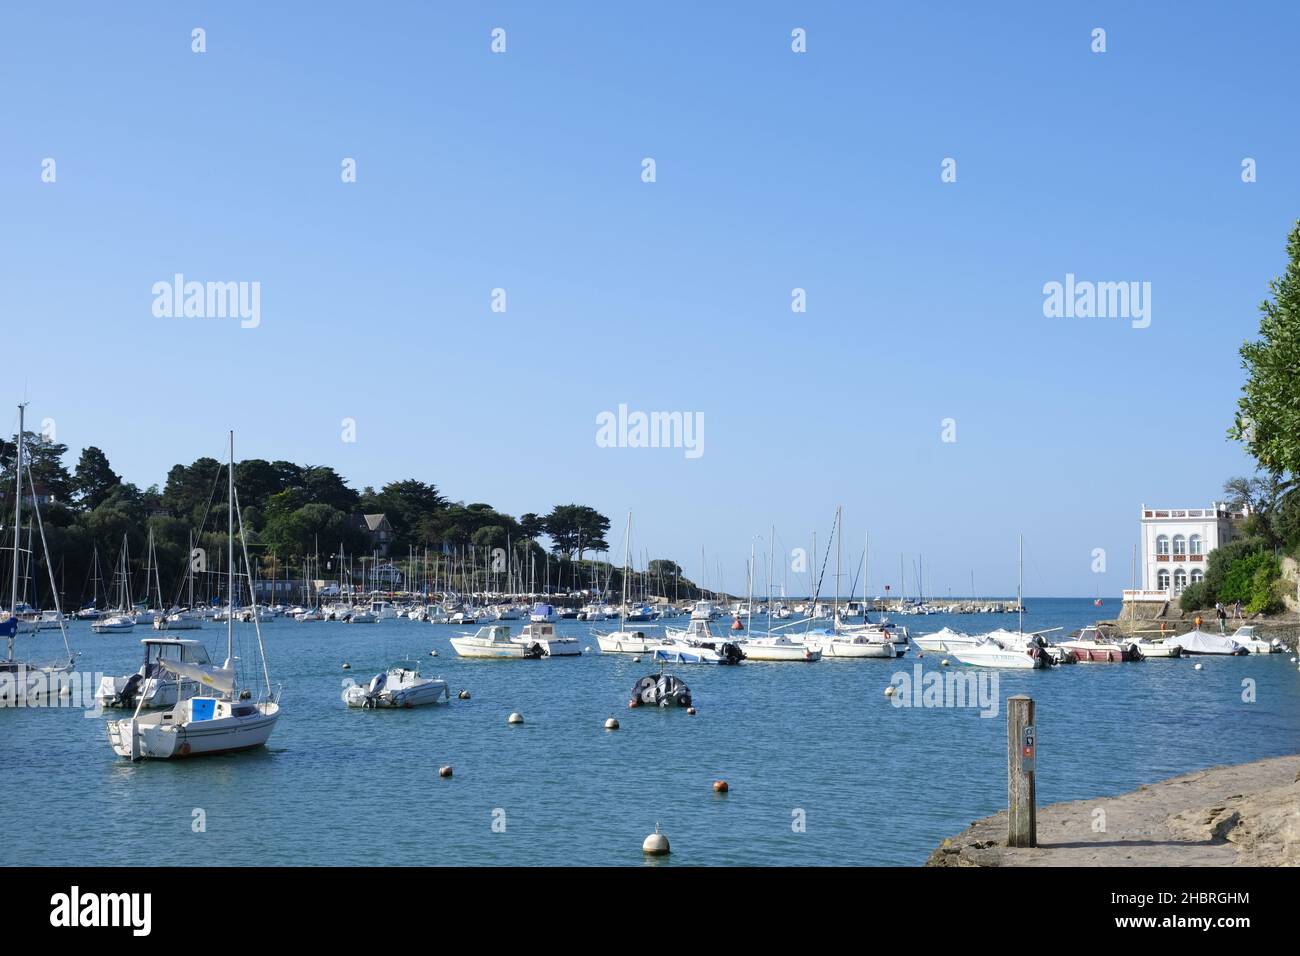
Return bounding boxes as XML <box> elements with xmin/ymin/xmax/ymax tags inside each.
<box><xmin>1156</xmin><ymin>535</ymin><xmax>1170</xmax><ymax>556</ymax></box>
<box><xmin>1173</xmin><ymin>568</ymin><xmax>1187</xmax><ymax>594</ymax></box>
<box><xmin>1189</xmin><ymin>534</ymin><xmax>1203</xmax><ymax>555</ymax></box>
<box><xmin>1157</xmin><ymin>568</ymin><xmax>1170</xmax><ymax>591</ymax></box>
<box><xmin>1191</xmin><ymin>568</ymin><xmax>1204</xmax><ymax>584</ymax></box>
<box><xmin>1172</xmin><ymin>535</ymin><xmax>1186</xmax><ymax>555</ymax></box>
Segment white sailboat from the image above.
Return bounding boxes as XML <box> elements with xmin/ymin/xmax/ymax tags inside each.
<box><xmin>594</xmin><ymin>513</ymin><xmax>658</xmax><ymax>654</ymax></box>
<box><xmin>1</xmin><ymin>404</ymin><xmax>76</xmax><ymax>702</ymax></box>
<box><xmin>736</xmin><ymin>533</ymin><xmax>821</xmax><ymax>661</ymax></box>
<box><xmin>107</xmin><ymin>432</ymin><xmax>280</xmax><ymax>760</ymax></box>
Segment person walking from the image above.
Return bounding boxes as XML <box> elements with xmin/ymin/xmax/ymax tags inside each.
<box><xmin>1215</xmin><ymin>601</ymin><xmax>1227</xmax><ymax>633</ymax></box>
<box><xmin>1234</xmin><ymin>599</ymin><xmax>1243</xmax><ymax>620</ymax></box>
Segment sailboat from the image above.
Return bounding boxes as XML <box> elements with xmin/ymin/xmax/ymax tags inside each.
<box><xmin>91</xmin><ymin>537</ymin><xmax>136</xmax><ymax>633</ymax></box>
<box><xmin>107</xmin><ymin>432</ymin><xmax>280</xmax><ymax>760</ymax></box>
<box><xmin>801</xmin><ymin>510</ymin><xmax>899</xmax><ymax>659</ymax></box>
<box><xmin>594</xmin><ymin>513</ymin><xmax>658</xmax><ymax>654</ymax></box>
<box><xmin>735</xmin><ymin>533</ymin><xmax>821</xmax><ymax>661</ymax></box>
<box><xmin>1</xmin><ymin>404</ymin><xmax>77</xmax><ymax>702</ymax></box>
<box><xmin>160</xmin><ymin>532</ymin><xmax>204</xmax><ymax>630</ymax></box>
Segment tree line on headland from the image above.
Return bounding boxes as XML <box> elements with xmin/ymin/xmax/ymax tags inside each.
<box><xmin>0</xmin><ymin>442</ymin><xmax>701</xmax><ymax>608</ymax></box>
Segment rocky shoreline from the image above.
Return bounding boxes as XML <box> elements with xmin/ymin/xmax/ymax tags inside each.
<box><xmin>927</xmin><ymin>754</ymin><xmax>1300</xmax><ymax>866</ymax></box>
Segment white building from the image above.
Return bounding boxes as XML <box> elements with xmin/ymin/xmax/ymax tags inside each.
<box><xmin>1123</xmin><ymin>502</ymin><xmax>1248</xmax><ymax>603</ymax></box>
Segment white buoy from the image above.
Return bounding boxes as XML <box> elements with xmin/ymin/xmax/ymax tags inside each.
<box><xmin>508</xmin><ymin>712</ymin><xmax>524</xmax><ymax>725</ymax></box>
<box><xmin>642</xmin><ymin>824</ymin><xmax>670</xmax><ymax>856</ymax></box>
<box><xmin>1291</xmin><ymin>656</ymin><xmax>1297</xmax><ymax>664</ymax></box>
<box><xmin>1194</xmin><ymin>662</ymin><xmax>1203</xmax><ymax>671</ymax></box>
<box><xmin>429</xmin><ymin>649</ymin><xmax>438</xmax><ymax>657</ymax></box>
<box><xmin>342</xmin><ymin>662</ymin><xmax>351</xmax><ymax>670</ymax></box>
<box><xmin>941</xmin><ymin>658</ymin><xmax>950</xmax><ymax>667</ymax></box>
<box><xmin>438</xmin><ymin>765</ymin><xmax>453</xmax><ymax>778</ymax></box>
<box><xmin>585</xmin><ymin>646</ymin><xmax>592</xmax><ymax>653</ymax></box>
<box><xmin>458</xmin><ymin>689</ymin><xmax>471</xmax><ymax>700</ymax></box>
<box><xmin>884</xmin><ymin>685</ymin><xmax>895</xmax><ymax>698</ymax></box>
<box><xmin>605</xmin><ymin>717</ymin><xmax>619</xmax><ymax>730</ymax></box>
<box><xmin>632</xmin><ymin>656</ymin><xmax>641</xmax><ymax>663</ymax></box>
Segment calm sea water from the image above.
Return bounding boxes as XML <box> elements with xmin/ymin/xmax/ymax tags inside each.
<box><xmin>2</xmin><ymin>598</ymin><xmax>1297</xmax><ymax>866</ymax></box>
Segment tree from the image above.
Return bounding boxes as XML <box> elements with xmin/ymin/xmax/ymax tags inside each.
<box><xmin>73</xmin><ymin>446</ymin><xmax>120</xmax><ymax>510</ymax></box>
<box><xmin>298</xmin><ymin>466</ymin><xmax>360</xmax><ymax>512</ymax></box>
<box><xmin>0</xmin><ymin>430</ymin><xmax>74</xmax><ymax>509</ymax></box>
<box><xmin>360</xmin><ymin>479</ymin><xmax>447</xmax><ymax>549</ymax></box>
<box><xmin>543</xmin><ymin>505</ymin><xmax>610</xmax><ymax>560</ymax></box>
<box><xmin>162</xmin><ymin>457</ymin><xmax>223</xmax><ymax>526</ymax></box>
<box><xmin>1230</xmin><ymin>220</ymin><xmax>1300</xmax><ymax>508</ymax></box>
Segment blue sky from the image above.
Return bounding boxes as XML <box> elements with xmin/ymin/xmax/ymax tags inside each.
<box><xmin>2</xmin><ymin>2</ymin><xmax>1295</xmax><ymax>597</ymax></box>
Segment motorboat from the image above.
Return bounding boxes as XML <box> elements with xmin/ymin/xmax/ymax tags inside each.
<box><xmin>1129</xmin><ymin>637</ymin><xmax>1183</xmax><ymax>659</ymax></box>
<box><xmin>343</xmin><ymin>661</ymin><xmax>450</xmax><ymax>708</ymax></box>
<box><xmin>514</xmin><ymin>621</ymin><xmax>580</xmax><ymax>656</ymax></box>
<box><xmin>806</xmin><ymin>628</ymin><xmax>898</xmax><ymax>659</ymax></box>
<box><xmin>1057</xmin><ymin>626</ymin><xmax>1143</xmax><ymax>662</ymax></box>
<box><xmin>629</xmin><ymin>672</ymin><xmax>692</xmax><ymax>708</ymax></box>
<box><xmin>450</xmin><ymin>624</ymin><xmax>542</xmax><ymax>659</ymax></box>
<box><xmin>294</xmin><ymin>606</ymin><xmax>325</xmax><ymax>622</ymax></box>
<box><xmin>107</xmin><ymin>432</ymin><xmax>280</xmax><ymax>760</ymax></box>
<box><xmin>947</xmin><ymin>629</ymin><xmax>1050</xmax><ymax>669</ymax></box>
<box><xmin>652</xmin><ymin>619</ymin><xmax>744</xmax><ymax>664</ymax></box>
<box><xmin>1164</xmin><ymin>629</ymin><xmax>1247</xmax><ymax>656</ymax></box>
<box><xmin>1229</xmin><ymin>625</ymin><xmax>1282</xmax><ymax>654</ymax></box>
<box><xmin>347</xmin><ymin>607</ymin><xmax>377</xmax><ymax>623</ymax></box>
<box><xmin>97</xmin><ymin>638</ymin><xmax>211</xmax><ymax>709</ymax></box>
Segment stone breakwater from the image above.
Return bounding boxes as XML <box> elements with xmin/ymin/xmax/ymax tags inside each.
<box><xmin>927</xmin><ymin>754</ymin><xmax>1300</xmax><ymax>867</ymax></box>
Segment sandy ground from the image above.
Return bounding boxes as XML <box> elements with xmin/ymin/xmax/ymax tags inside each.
<box><xmin>927</xmin><ymin>754</ymin><xmax>1300</xmax><ymax>866</ymax></box>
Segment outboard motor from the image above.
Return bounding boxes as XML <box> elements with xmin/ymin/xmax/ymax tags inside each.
<box><xmin>363</xmin><ymin>672</ymin><xmax>387</xmax><ymax>708</ymax></box>
<box><xmin>719</xmin><ymin>642</ymin><xmax>745</xmax><ymax>665</ymax></box>
<box><xmin>114</xmin><ymin>672</ymin><xmax>145</xmax><ymax>708</ymax></box>
<box><xmin>523</xmin><ymin>642</ymin><xmax>545</xmax><ymax>660</ymax></box>
<box><xmin>629</xmin><ymin>674</ymin><xmax>693</xmax><ymax>708</ymax></box>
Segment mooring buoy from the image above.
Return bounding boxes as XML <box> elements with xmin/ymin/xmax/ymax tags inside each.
<box><xmin>458</xmin><ymin>690</ymin><xmax>470</xmax><ymax>700</ymax></box>
<box><xmin>438</xmin><ymin>765</ymin><xmax>453</xmax><ymax>778</ymax></box>
<box><xmin>712</xmin><ymin>780</ymin><xmax>729</xmax><ymax>793</ymax></box>
<box><xmin>642</xmin><ymin>824</ymin><xmax>670</xmax><ymax>856</ymax></box>
<box><xmin>884</xmin><ymin>685</ymin><xmax>896</xmax><ymax>697</ymax></box>
<box><xmin>508</xmin><ymin>712</ymin><xmax>524</xmax><ymax>725</ymax></box>
<box><xmin>342</xmin><ymin>662</ymin><xmax>351</xmax><ymax>670</ymax></box>
<box><xmin>605</xmin><ymin>717</ymin><xmax>619</xmax><ymax>730</ymax></box>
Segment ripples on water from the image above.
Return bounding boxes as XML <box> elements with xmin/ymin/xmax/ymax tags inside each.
<box><xmin>3</xmin><ymin>599</ymin><xmax>1296</xmax><ymax>866</ymax></box>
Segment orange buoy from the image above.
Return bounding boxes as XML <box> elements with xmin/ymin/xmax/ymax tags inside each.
<box><xmin>713</xmin><ymin>780</ymin><xmax>729</xmax><ymax>793</ymax></box>
<box><xmin>731</xmin><ymin>616</ymin><xmax>743</xmax><ymax>631</ymax></box>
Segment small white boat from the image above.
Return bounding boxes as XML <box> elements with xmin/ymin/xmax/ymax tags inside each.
<box><xmin>807</xmin><ymin>629</ymin><xmax>898</xmax><ymax>658</ymax></box>
<box><xmin>295</xmin><ymin>607</ymin><xmax>325</xmax><ymax>622</ymax></box>
<box><xmin>912</xmin><ymin>627</ymin><xmax>980</xmax><ymax>654</ymax></box>
<box><xmin>450</xmin><ymin>624</ymin><xmax>541</xmax><ymax>659</ymax></box>
<box><xmin>514</xmin><ymin>621</ymin><xmax>580</xmax><ymax>656</ymax></box>
<box><xmin>947</xmin><ymin>629</ymin><xmax>1048</xmax><ymax>669</ymax></box>
<box><xmin>652</xmin><ymin>619</ymin><xmax>745</xmax><ymax>664</ymax></box>
<box><xmin>1229</xmin><ymin>625</ymin><xmax>1281</xmax><ymax>655</ymax></box>
<box><xmin>346</xmin><ymin>607</ymin><xmax>377</xmax><ymax>624</ymax></box>
<box><xmin>594</xmin><ymin>628</ymin><xmax>657</xmax><ymax>653</ymax></box>
<box><xmin>107</xmin><ymin>432</ymin><xmax>281</xmax><ymax>761</ymax></box>
<box><xmin>1165</xmin><ymin>629</ymin><xmax>1247</xmax><ymax>656</ymax></box>
<box><xmin>1129</xmin><ymin>637</ymin><xmax>1183</xmax><ymax>659</ymax></box>
<box><xmin>740</xmin><ymin>632</ymin><xmax>821</xmax><ymax>661</ymax></box>
<box><xmin>157</xmin><ymin>609</ymin><xmax>204</xmax><ymax>631</ymax></box>
<box><xmin>91</xmin><ymin>614</ymin><xmax>136</xmax><ymax>634</ymax></box>
<box><xmin>97</xmin><ymin>638</ymin><xmax>212</xmax><ymax>709</ymax></box>
<box><xmin>343</xmin><ymin>661</ymin><xmax>450</xmax><ymax>708</ymax></box>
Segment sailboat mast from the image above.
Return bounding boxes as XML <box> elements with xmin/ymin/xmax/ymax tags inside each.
<box><xmin>227</xmin><ymin>431</ymin><xmax>234</xmax><ymax>664</ymax></box>
<box><xmin>7</xmin><ymin>404</ymin><xmax>24</xmax><ymax>658</ymax></box>
<box><xmin>1018</xmin><ymin>534</ymin><xmax>1024</xmax><ymax>634</ymax></box>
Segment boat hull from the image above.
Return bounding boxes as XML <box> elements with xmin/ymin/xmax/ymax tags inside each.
<box><xmin>108</xmin><ymin>701</ymin><xmax>279</xmax><ymax>760</ymax></box>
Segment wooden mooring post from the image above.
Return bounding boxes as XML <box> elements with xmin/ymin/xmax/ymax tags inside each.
<box><xmin>1007</xmin><ymin>694</ymin><xmax>1036</xmax><ymax>848</ymax></box>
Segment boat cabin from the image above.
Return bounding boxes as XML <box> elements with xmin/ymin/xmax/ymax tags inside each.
<box><xmin>140</xmin><ymin>639</ymin><xmax>210</xmax><ymax>678</ymax></box>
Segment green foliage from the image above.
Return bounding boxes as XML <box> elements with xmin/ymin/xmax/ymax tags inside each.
<box><xmin>544</xmin><ymin>504</ymin><xmax>611</xmax><ymax>559</ymax></box>
<box><xmin>1230</xmin><ymin>221</ymin><xmax>1300</xmax><ymax>491</ymax></box>
<box><xmin>1178</xmin><ymin>580</ymin><xmax>1208</xmax><ymax>612</ymax></box>
<box><xmin>72</xmin><ymin>447</ymin><xmax>120</xmax><ymax>510</ymax></box>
